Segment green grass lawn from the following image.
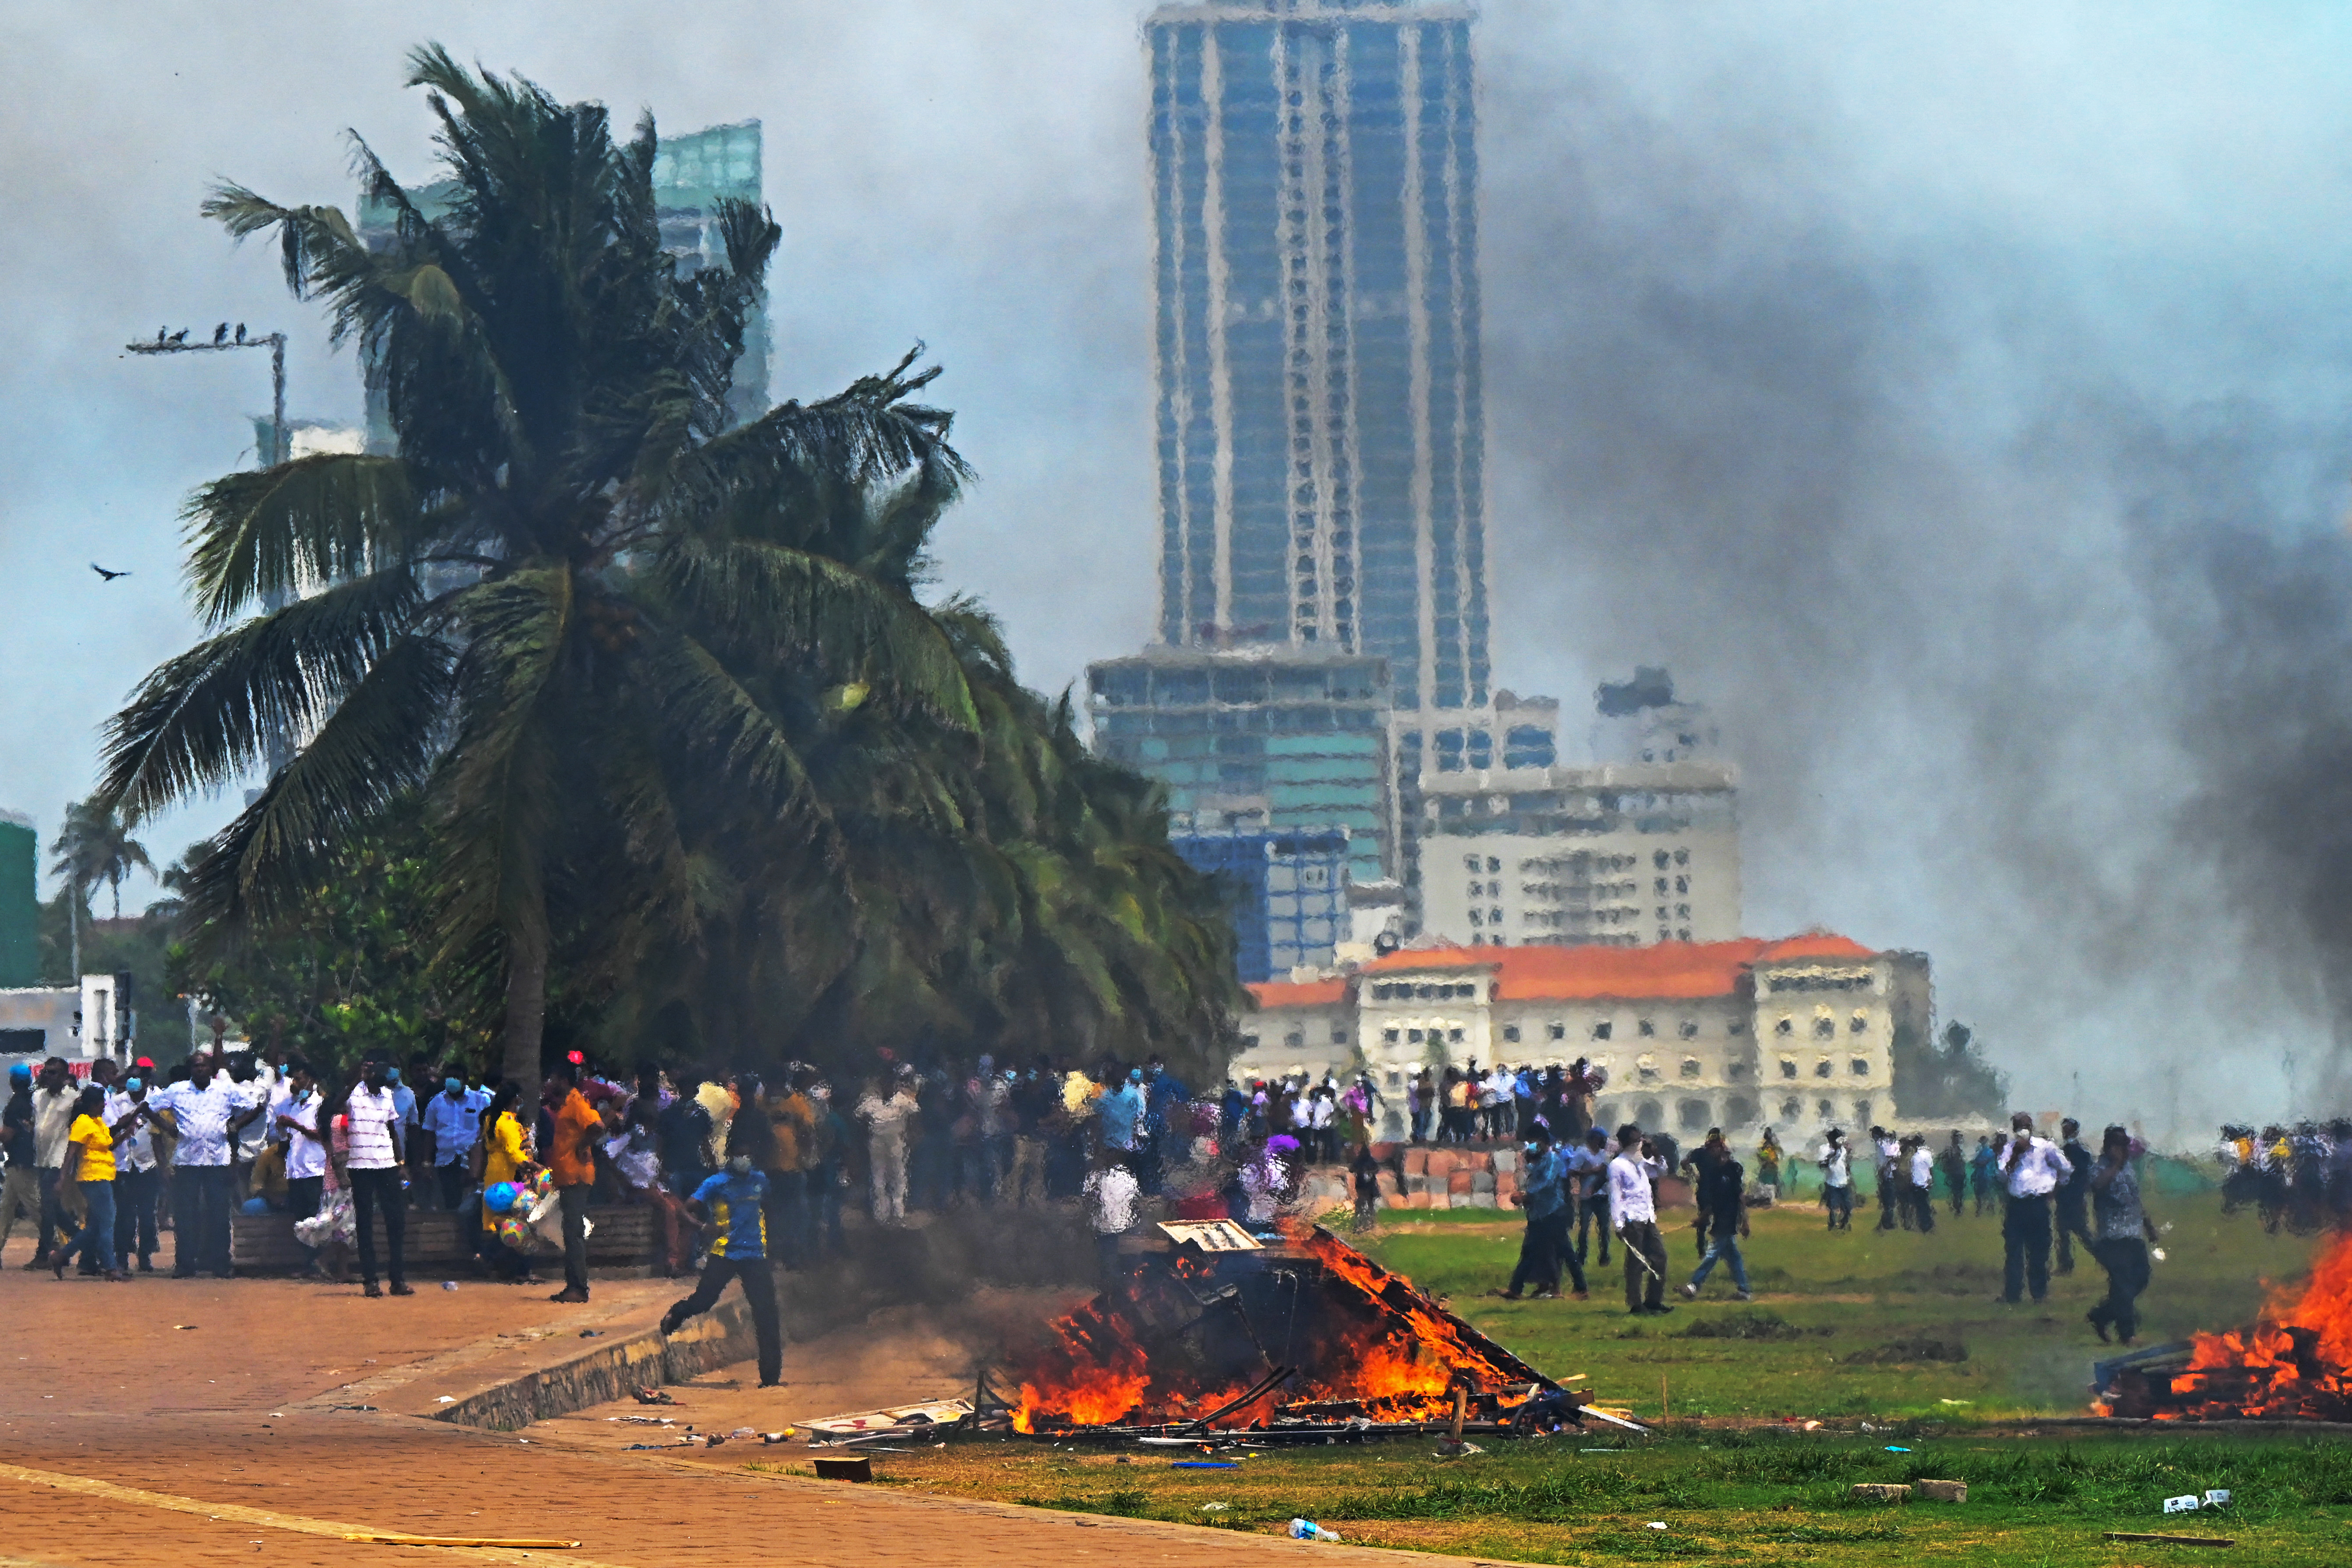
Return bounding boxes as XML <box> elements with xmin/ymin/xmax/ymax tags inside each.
<box><xmin>1350</xmin><ymin>1186</ymin><xmax>2327</xmax><ymax>1420</ymax></box>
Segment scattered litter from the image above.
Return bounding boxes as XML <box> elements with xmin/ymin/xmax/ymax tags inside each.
<box><xmin>609</xmin><ymin>1415</ymin><xmax>677</xmax><ymax>1426</ymax></box>
<box><xmin>2205</xmin><ymin>1489</ymin><xmax>2232</xmax><ymax>1507</ymax></box>
<box><xmin>761</xmin><ymin>1431</ymin><xmax>794</xmax><ymax>1444</ymax></box>
<box><xmin>435</xmin><ymin>1396</ymin><xmax>455</xmax><ymax>1405</ymax></box>
<box><xmin>1938</xmin><ymin>1399</ymin><xmax>1972</xmax><ymax>1406</ymax></box>
<box><xmin>2151</xmin><ymin>1247</ymin><xmax>2169</xmax><ymax>1262</ymax></box>
<box><xmin>1858</xmin><ymin>1421</ymin><xmax>1876</xmax><ymax>1432</ymax></box>
<box><xmin>327</xmin><ymin>1404</ymin><xmax>377</xmax><ymax>1412</ymax></box>
<box><xmin>1646</xmin><ymin>1522</ymin><xmax>1668</xmax><ymax>1530</ymax></box>
<box><xmin>2165</xmin><ymin>1494</ymin><xmax>2202</xmax><ymax>1513</ymax></box>
<box><xmin>1434</xmin><ymin>1440</ymin><xmax>1484</xmax><ymax>1458</ymax></box>
<box><xmin>624</xmin><ymin>1443</ymin><xmax>665</xmax><ymax>1451</ymax></box>
<box><xmin>1802</xmin><ymin>1420</ymin><xmax>1822</xmax><ymax>1431</ymax></box>
<box><xmin>173</xmin><ymin>1325</ymin><xmax>198</xmax><ymax>1332</ymax></box>
<box><xmin>1174</xmin><ymin>1462</ymin><xmax>1239</xmax><ymax>1469</ymax></box>
<box><xmin>729</xmin><ymin>1427</ymin><xmax>759</xmax><ymax>1440</ymax></box>
<box><xmin>1114</xmin><ymin>1455</ymin><xmax>1131</xmax><ymax>1465</ymax></box>
<box><xmin>1198</xmin><ymin>1502</ymin><xmax>1229</xmax><ymax>1513</ymax></box>
<box><xmin>1917</xmin><ymin>1480</ymin><xmax>1967</xmax><ymax>1503</ymax></box>
<box><xmin>579</xmin><ymin>1330</ymin><xmax>603</xmax><ymax>1338</ymax></box>
<box><xmin>1850</xmin><ymin>1484</ymin><xmax>1911</xmax><ymax>1503</ymax></box>
<box><xmin>633</xmin><ymin>1388</ymin><xmax>676</xmax><ymax>1405</ymax></box>
<box><xmin>2106</xmin><ymin>1532</ymin><xmax>2233</xmax><ymax>1547</ymax></box>
<box><xmin>1884</xmin><ymin>1445</ymin><xmax>1912</xmax><ymax>1453</ymax></box>
<box><xmin>441</xmin><ymin>1281</ymin><xmax>459</xmax><ymax>1291</ymax></box>
<box><xmin>802</xmin><ymin>1397</ymin><xmax>972</xmax><ymax>1443</ymax></box>
<box><xmin>1287</xmin><ymin>1519</ymin><xmax>1342</xmax><ymax>1542</ymax></box>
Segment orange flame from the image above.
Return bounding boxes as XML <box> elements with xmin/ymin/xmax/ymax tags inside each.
<box><xmin>1009</xmin><ymin>1224</ymin><xmax>1538</xmax><ymax>1432</ymax></box>
<box><xmin>2159</xmin><ymin>1231</ymin><xmax>2352</xmax><ymax>1421</ymax></box>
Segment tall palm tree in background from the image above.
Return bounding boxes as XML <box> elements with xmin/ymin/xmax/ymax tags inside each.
<box><xmin>96</xmin><ymin>48</ymin><xmax>977</xmax><ymax>1103</ymax></box>
<box><xmin>47</xmin><ymin>798</ymin><xmax>153</xmax><ymax>976</ymax></box>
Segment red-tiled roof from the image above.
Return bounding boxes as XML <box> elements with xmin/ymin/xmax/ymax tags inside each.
<box><xmin>1357</xmin><ymin>934</ymin><xmax>1876</xmax><ymax>1003</ymax></box>
<box><xmin>1245</xmin><ymin>977</ymin><xmax>1349</xmax><ymax>1010</ymax></box>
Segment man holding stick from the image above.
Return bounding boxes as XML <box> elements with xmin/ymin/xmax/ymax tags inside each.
<box><xmin>1609</xmin><ymin>1122</ymin><xmax>1671</xmax><ymax>1315</ymax></box>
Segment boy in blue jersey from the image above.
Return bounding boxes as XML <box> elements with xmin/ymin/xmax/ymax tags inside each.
<box><xmin>661</xmin><ymin>1155</ymin><xmax>784</xmax><ymax>1387</ymax></box>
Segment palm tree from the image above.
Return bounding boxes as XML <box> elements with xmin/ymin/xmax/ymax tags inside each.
<box><xmin>96</xmin><ymin>47</ymin><xmax>975</xmax><ymax>1104</ymax></box>
<box><xmin>48</xmin><ymin>798</ymin><xmax>154</xmax><ymax>976</ymax></box>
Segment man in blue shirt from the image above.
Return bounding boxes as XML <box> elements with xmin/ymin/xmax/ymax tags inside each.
<box><xmin>1497</xmin><ymin>1126</ymin><xmax>1581</xmax><ymax>1300</ymax></box>
<box><xmin>1096</xmin><ymin>1068</ymin><xmax>1143</xmax><ymax>1170</ymax></box>
<box><xmin>420</xmin><ymin>1070</ymin><xmax>489</xmax><ymax>1211</ymax></box>
<box><xmin>661</xmin><ymin>1155</ymin><xmax>783</xmax><ymax>1387</ymax></box>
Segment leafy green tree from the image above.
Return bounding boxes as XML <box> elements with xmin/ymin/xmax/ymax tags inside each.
<box><xmin>96</xmin><ymin>48</ymin><xmax>975</xmax><ymax>1104</ymax></box>
<box><xmin>47</xmin><ymin>796</ymin><xmax>153</xmax><ymax>975</ymax></box>
<box><xmin>1891</xmin><ymin>1019</ymin><xmax>2008</xmax><ymax>1121</ymax></box>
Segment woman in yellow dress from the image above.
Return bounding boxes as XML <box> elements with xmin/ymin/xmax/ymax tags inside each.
<box><xmin>478</xmin><ymin>1084</ymin><xmax>540</xmax><ymax>1283</ymax></box>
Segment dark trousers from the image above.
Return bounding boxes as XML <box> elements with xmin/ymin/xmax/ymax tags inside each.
<box><xmin>436</xmin><ymin>1164</ymin><xmax>472</xmax><ymax>1212</ymax></box>
<box><xmin>2003</xmin><ymin>1193</ymin><xmax>2053</xmax><ymax>1302</ymax></box>
<box><xmin>1508</xmin><ymin>1211</ymin><xmax>1569</xmax><ymax>1296</ymax></box>
<box><xmin>763</xmin><ymin>1169</ymin><xmax>806</xmax><ymax>1268</ymax></box>
<box><xmin>114</xmin><ymin>1167</ymin><xmax>159</xmax><ymax>1263</ymax></box>
<box><xmin>172</xmin><ymin>1165</ymin><xmax>233</xmax><ymax>1276</ymax></box>
<box><xmin>2056</xmin><ymin>1196</ymin><xmax>2093</xmax><ymax>1273</ymax></box>
<box><xmin>1907</xmin><ymin>1185</ymin><xmax>1937</xmax><ymax>1233</ymax></box>
<box><xmin>1619</xmin><ymin>1219</ymin><xmax>1667</xmax><ymax>1311</ymax></box>
<box><xmin>1824</xmin><ymin>1184</ymin><xmax>1853</xmax><ymax>1229</ymax></box>
<box><xmin>1876</xmin><ymin>1173</ymin><xmax>1899</xmax><ymax>1229</ymax></box>
<box><xmin>666</xmin><ymin>1254</ymin><xmax>782</xmax><ymax>1385</ymax></box>
<box><xmin>1575</xmin><ymin>1191</ymin><xmax>1612</xmax><ymax>1264</ymax></box>
<box><xmin>350</xmin><ymin>1167</ymin><xmax>406</xmax><ymax>1288</ymax></box>
<box><xmin>558</xmin><ymin>1182</ymin><xmax>590</xmax><ymax>1293</ymax></box>
<box><xmin>2089</xmin><ymin>1236</ymin><xmax>2151</xmax><ymax>1341</ymax></box>
<box><xmin>37</xmin><ymin>1168</ymin><xmax>67</xmax><ymax>1259</ymax></box>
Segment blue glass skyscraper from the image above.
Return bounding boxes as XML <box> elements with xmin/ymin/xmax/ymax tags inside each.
<box><xmin>1147</xmin><ymin>0</ymin><xmax>1489</xmax><ymax>716</ymax></box>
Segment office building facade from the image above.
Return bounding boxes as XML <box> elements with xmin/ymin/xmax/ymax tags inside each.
<box><xmin>1146</xmin><ymin>0</ymin><xmax>1490</xmax><ymax>714</ymax></box>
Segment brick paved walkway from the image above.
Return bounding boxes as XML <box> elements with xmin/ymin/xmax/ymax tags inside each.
<box><xmin>0</xmin><ymin>1270</ymin><xmax>1506</xmax><ymax>1567</ymax></box>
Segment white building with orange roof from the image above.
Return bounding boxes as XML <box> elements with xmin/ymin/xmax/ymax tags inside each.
<box><xmin>1234</xmin><ymin>934</ymin><xmax>1931</xmax><ymax>1140</ymax></box>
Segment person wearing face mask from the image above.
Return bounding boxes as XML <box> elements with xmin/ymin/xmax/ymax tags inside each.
<box><xmin>1494</xmin><ymin>1123</ymin><xmax>1574</xmax><ymax>1301</ymax></box>
<box><xmin>661</xmin><ymin>1154</ymin><xmax>783</xmax><ymax>1388</ymax></box>
<box><xmin>273</xmin><ymin>1062</ymin><xmax>331</xmax><ymax>1274</ymax></box>
<box><xmin>147</xmin><ymin>1053</ymin><xmax>261</xmax><ymax>1278</ymax></box>
<box><xmin>344</xmin><ymin>1058</ymin><xmax>412</xmax><ymax>1298</ymax></box>
<box><xmin>106</xmin><ymin>1072</ymin><xmax>161</xmax><ymax>1271</ymax></box>
<box><xmin>421</xmin><ymin>1068</ymin><xmax>489</xmax><ymax>1211</ymax></box>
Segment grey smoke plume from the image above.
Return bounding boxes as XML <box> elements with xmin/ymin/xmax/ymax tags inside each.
<box><xmin>1473</xmin><ymin>2</ymin><xmax>2352</xmax><ymax>1133</ymax></box>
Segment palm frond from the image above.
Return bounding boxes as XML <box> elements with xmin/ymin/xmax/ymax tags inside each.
<box><xmin>182</xmin><ymin>455</ymin><xmax>421</xmax><ymax>626</ymax></box>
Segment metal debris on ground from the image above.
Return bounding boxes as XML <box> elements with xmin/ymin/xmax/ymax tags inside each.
<box><xmin>803</xmin><ymin>1398</ymin><xmax>975</xmax><ymax>1446</ymax></box>
<box><xmin>2105</xmin><ymin>1532</ymin><xmax>2235</xmax><ymax>1547</ymax></box>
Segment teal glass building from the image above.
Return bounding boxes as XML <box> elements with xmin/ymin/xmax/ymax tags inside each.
<box><xmin>1146</xmin><ymin>0</ymin><xmax>1489</xmax><ymax>715</ymax></box>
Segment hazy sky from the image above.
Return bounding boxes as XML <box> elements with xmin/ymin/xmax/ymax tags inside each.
<box><xmin>7</xmin><ymin>2</ymin><xmax>2352</xmax><ymax>1130</ymax></box>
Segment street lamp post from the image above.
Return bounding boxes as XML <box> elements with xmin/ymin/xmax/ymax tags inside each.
<box><xmin>125</xmin><ymin>325</ymin><xmax>288</xmax><ymax>465</ymax></box>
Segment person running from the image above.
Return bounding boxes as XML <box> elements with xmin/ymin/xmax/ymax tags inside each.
<box><xmin>1969</xmin><ymin>1134</ymin><xmax>1999</xmax><ymax>1216</ymax></box>
<box><xmin>2054</xmin><ymin>1118</ymin><xmax>2095</xmax><ymax>1275</ymax></box>
<box><xmin>1997</xmin><ymin>1113</ymin><xmax>2072</xmax><ymax>1304</ymax></box>
<box><xmin>51</xmin><ymin>1086</ymin><xmax>140</xmax><ymax>1281</ymax></box>
<box><xmin>1817</xmin><ymin>1128</ymin><xmax>1853</xmax><ymax>1231</ymax></box>
<box><xmin>344</xmin><ymin>1058</ymin><xmax>412</xmax><ymax>1298</ymax></box>
<box><xmin>1681</xmin><ymin>1136</ymin><xmax>1752</xmax><ymax>1301</ymax></box>
<box><xmin>661</xmin><ymin>1154</ymin><xmax>784</xmax><ymax>1388</ymax></box>
<box><xmin>1609</xmin><ymin>1123</ymin><xmax>1671</xmax><ymax>1315</ymax></box>
<box><xmin>2086</xmin><ymin>1125</ymin><xmax>2159</xmax><ymax>1346</ymax></box>
<box><xmin>1680</xmin><ymin>1130</ymin><xmax>1726</xmax><ymax>1259</ymax></box>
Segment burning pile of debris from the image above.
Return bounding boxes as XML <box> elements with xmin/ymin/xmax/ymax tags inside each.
<box><xmin>979</xmin><ymin>1220</ymin><xmax>1626</xmax><ymax>1441</ymax></box>
<box><xmin>2101</xmin><ymin>1234</ymin><xmax>2352</xmax><ymax>1421</ymax></box>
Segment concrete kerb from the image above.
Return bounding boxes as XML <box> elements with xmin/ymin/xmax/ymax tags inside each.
<box><xmin>435</xmin><ymin>1293</ymin><xmax>757</xmax><ymax>1431</ymax></box>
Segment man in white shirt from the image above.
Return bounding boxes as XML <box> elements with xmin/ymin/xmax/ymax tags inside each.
<box><xmin>151</xmin><ymin>1055</ymin><xmax>258</xmax><ymax>1278</ymax></box>
<box><xmin>1608</xmin><ymin>1122</ymin><xmax>1671</xmax><ymax>1315</ymax></box>
<box><xmin>272</xmin><ymin>1062</ymin><xmax>332</xmax><ymax>1274</ymax></box>
<box><xmin>1906</xmin><ymin>1136</ymin><xmax>1938</xmax><ymax>1234</ymax></box>
<box><xmin>1817</xmin><ymin>1129</ymin><xmax>1853</xmax><ymax>1232</ymax></box>
<box><xmin>1873</xmin><ymin>1127</ymin><xmax>1904</xmax><ymax>1232</ymax></box>
<box><xmin>1996</xmin><ymin>1112</ymin><xmax>2073</xmax><ymax>1304</ymax></box>
<box><xmin>1082</xmin><ymin>1146</ymin><xmax>1142</xmax><ymax>1293</ymax></box>
<box><xmin>26</xmin><ymin>1058</ymin><xmax>78</xmax><ymax>1268</ymax></box>
<box><xmin>104</xmin><ymin>1074</ymin><xmax>162</xmax><ymax>1271</ymax></box>
<box><xmin>345</xmin><ymin>1058</ymin><xmax>412</xmax><ymax>1298</ymax></box>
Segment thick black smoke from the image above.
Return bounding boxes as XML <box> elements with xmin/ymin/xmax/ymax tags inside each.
<box><xmin>1471</xmin><ymin>15</ymin><xmax>2352</xmax><ymax>1131</ymax></box>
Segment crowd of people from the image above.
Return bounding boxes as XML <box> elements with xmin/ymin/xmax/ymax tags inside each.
<box><xmin>2215</xmin><ymin>1122</ymin><xmax>2352</xmax><ymax>1234</ymax></box>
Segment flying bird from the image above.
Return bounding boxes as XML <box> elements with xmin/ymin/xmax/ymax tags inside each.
<box><xmin>167</xmin><ymin>329</ymin><xmax>188</xmax><ymax>344</ymax></box>
<box><xmin>212</xmin><ymin>323</ymin><xmax>228</xmax><ymax>345</ymax></box>
<box><xmin>91</xmin><ymin>564</ymin><xmax>130</xmax><ymax>582</ymax></box>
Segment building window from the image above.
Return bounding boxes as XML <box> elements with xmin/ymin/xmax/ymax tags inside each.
<box><xmin>1592</xmin><ymin>1021</ymin><xmax>1613</xmax><ymax>1041</ymax></box>
<box><xmin>1850</xmin><ymin>1058</ymin><xmax>1870</xmax><ymax>1077</ymax></box>
<box><xmin>1548</xmin><ymin>1022</ymin><xmax>1565</xmax><ymax>1041</ymax></box>
<box><xmin>1654</xmin><ymin>877</ymin><xmax>1669</xmax><ymax>895</ymax></box>
<box><xmin>1774</xmin><ymin>1017</ymin><xmax>1794</xmax><ymax>1037</ymax></box>
<box><xmin>1677</xmin><ymin>928</ymin><xmax>1691</xmax><ymax>941</ymax></box>
<box><xmin>1675</xmin><ymin>904</ymin><xmax>1690</xmax><ymax>919</ymax></box>
<box><xmin>1487</xmin><ymin>857</ymin><xmax>1500</xmax><ymax>873</ymax></box>
<box><xmin>1469</xmin><ymin>910</ymin><xmax>1483</xmax><ymax>927</ymax></box>
<box><xmin>1814</xmin><ymin>1059</ymin><xmax>1832</xmax><ymax>1079</ymax></box>
<box><xmin>1813</xmin><ymin>1016</ymin><xmax>1835</xmax><ymax>1040</ymax></box>
<box><xmin>1489</xmin><ymin>907</ymin><xmax>1503</xmax><ymax>924</ymax></box>
<box><xmin>1853</xmin><ymin>1099</ymin><xmax>1873</xmax><ymax>1124</ymax></box>
<box><xmin>1726</xmin><ymin>1061</ymin><xmax>1749</xmax><ymax>1080</ymax></box>
<box><xmin>1728</xmin><ymin>1020</ymin><xmax>1746</xmax><ymax>1036</ymax></box>
<box><xmin>1781</xmin><ymin>1096</ymin><xmax>1803</xmax><ymax>1122</ymax></box>
<box><xmin>1448</xmin><ymin>1027</ymin><xmax>1465</xmax><ymax>1043</ymax></box>
<box><xmin>1284</xmin><ymin>1032</ymin><xmax>1304</xmax><ymax>1049</ymax></box>
<box><xmin>1243</xmin><ymin>1034</ymin><xmax>1260</xmax><ymax>1049</ymax></box>
<box><xmin>1678</xmin><ymin>1020</ymin><xmax>1698</xmax><ymax>1040</ymax></box>
<box><xmin>1408</xmin><ymin>1028</ymin><xmax>1424</xmax><ymax>1043</ymax></box>
<box><xmin>1674</xmin><ymin>876</ymin><xmax>1688</xmax><ymax>894</ymax></box>
<box><xmin>1850</xmin><ymin>1011</ymin><xmax>1869</xmax><ymax>1033</ymax></box>
<box><xmin>1331</xmin><ymin>1028</ymin><xmax>1348</xmax><ymax>1046</ymax></box>
<box><xmin>1383</xmin><ymin>1028</ymin><xmax>1399</xmax><ymax>1044</ymax></box>
<box><xmin>1654</xmin><ymin>850</ymin><xmax>1671</xmax><ymax>870</ymax></box>
<box><xmin>1818</xmin><ymin>1098</ymin><xmax>1834</xmax><ymax>1119</ymax></box>
<box><xmin>1503</xmin><ymin>1024</ymin><xmax>1521</xmax><ymax>1043</ymax></box>
<box><xmin>1680</xmin><ymin>1058</ymin><xmax>1702</xmax><ymax>1079</ymax></box>
<box><xmin>1463</xmin><ymin>855</ymin><xmax>1480</xmax><ymax>871</ymax></box>
<box><xmin>1467</xmin><ymin>880</ymin><xmax>1482</xmax><ymax>897</ymax></box>
<box><xmin>1674</xmin><ymin>849</ymin><xmax>1689</xmax><ymax>866</ymax></box>
<box><xmin>1779</xmin><ymin>1059</ymin><xmax>1798</xmax><ymax>1080</ymax></box>
<box><xmin>1636</xmin><ymin>1056</ymin><xmax>1660</xmax><ymax>1084</ymax></box>
<box><xmin>1638</xmin><ymin>1019</ymin><xmax>1656</xmax><ymax>1038</ymax></box>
